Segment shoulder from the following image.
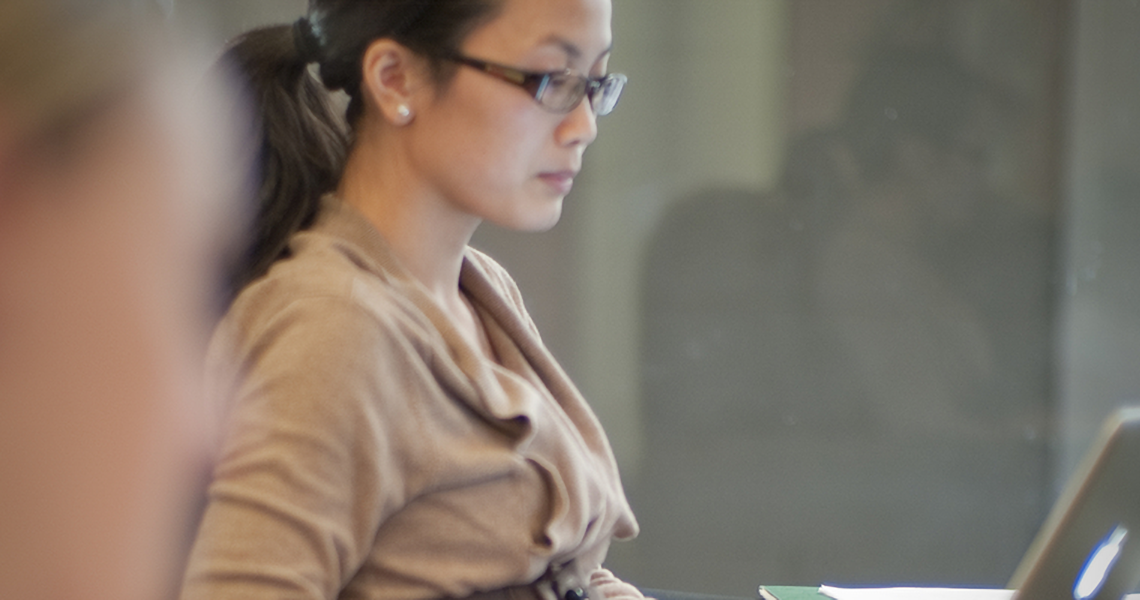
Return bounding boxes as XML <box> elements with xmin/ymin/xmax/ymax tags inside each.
<box><xmin>232</xmin><ymin>230</ymin><xmax>433</xmax><ymax>342</ymax></box>
<box><xmin>204</xmin><ymin>262</ymin><xmax>453</xmax><ymax>482</ymax></box>
<box><xmin>208</xmin><ymin>231</ymin><xmax>443</xmax><ymax>409</ymax></box>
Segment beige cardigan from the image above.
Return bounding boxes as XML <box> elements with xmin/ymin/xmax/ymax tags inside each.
<box><xmin>181</xmin><ymin>197</ymin><xmax>639</xmax><ymax>600</ymax></box>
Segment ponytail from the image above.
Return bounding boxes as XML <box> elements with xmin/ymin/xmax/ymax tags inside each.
<box><xmin>218</xmin><ymin>25</ymin><xmax>348</xmax><ymax>295</ymax></box>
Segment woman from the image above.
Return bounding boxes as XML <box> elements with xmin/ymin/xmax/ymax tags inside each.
<box><xmin>181</xmin><ymin>1</ymin><xmax>644</xmax><ymax>599</ymax></box>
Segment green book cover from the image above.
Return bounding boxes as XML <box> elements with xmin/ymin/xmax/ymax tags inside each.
<box><xmin>760</xmin><ymin>586</ymin><xmax>829</xmax><ymax>600</ymax></box>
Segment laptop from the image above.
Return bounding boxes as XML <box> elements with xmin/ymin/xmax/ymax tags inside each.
<box><xmin>789</xmin><ymin>407</ymin><xmax>1140</xmax><ymax>600</ymax></box>
<box><xmin>1008</xmin><ymin>407</ymin><xmax>1140</xmax><ymax>600</ymax></box>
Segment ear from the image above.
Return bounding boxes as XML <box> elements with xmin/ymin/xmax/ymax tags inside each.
<box><xmin>359</xmin><ymin>38</ymin><xmax>426</xmax><ymax>126</ymax></box>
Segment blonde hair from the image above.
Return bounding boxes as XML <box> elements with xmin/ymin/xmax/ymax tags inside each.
<box><xmin>0</xmin><ymin>1</ymin><xmax>147</xmax><ymax>142</ymax></box>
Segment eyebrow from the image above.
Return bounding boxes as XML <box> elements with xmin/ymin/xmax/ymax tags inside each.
<box><xmin>539</xmin><ymin>35</ymin><xmax>613</xmax><ymax>63</ymax></box>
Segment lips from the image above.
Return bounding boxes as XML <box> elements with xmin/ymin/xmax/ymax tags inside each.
<box><xmin>538</xmin><ymin>170</ymin><xmax>578</xmax><ymax>195</ymax></box>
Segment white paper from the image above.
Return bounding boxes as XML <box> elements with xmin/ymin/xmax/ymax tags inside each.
<box><xmin>819</xmin><ymin>586</ymin><xmax>1140</xmax><ymax>600</ymax></box>
<box><xmin>818</xmin><ymin>585</ymin><xmax>1016</xmax><ymax>600</ymax></box>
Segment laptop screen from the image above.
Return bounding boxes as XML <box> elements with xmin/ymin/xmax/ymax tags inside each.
<box><xmin>1011</xmin><ymin>408</ymin><xmax>1140</xmax><ymax>600</ymax></box>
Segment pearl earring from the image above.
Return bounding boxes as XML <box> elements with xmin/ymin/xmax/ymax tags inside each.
<box><xmin>395</xmin><ymin>105</ymin><xmax>412</xmax><ymax>124</ymax></box>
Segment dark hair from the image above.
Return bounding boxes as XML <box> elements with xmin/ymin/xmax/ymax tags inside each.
<box><xmin>221</xmin><ymin>0</ymin><xmax>502</xmax><ymax>294</ymax></box>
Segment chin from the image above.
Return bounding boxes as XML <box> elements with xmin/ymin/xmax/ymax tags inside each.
<box><xmin>532</xmin><ymin>203</ymin><xmax>564</xmax><ymax>232</ymax></box>
<box><xmin>506</xmin><ymin>199</ymin><xmax>564</xmax><ymax>232</ymax></box>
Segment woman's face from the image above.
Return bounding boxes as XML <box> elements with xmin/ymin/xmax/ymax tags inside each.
<box><xmin>409</xmin><ymin>0</ymin><xmax>614</xmax><ymax>232</ymax></box>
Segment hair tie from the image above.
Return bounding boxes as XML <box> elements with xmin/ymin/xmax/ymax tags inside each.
<box><xmin>292</xmin><ymin>17</ymin><xmax>321</xmax><ymax>64</ymax></box>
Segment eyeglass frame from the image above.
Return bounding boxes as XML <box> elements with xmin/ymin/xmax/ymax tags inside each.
<box><xmin>445</xmin><ymin>54</ymin><xmax>627</xmax><ymax>116</ymax></box>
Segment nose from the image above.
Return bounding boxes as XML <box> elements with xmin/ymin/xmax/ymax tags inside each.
<box><xmin>555</xmin><ymin>96</ymin><xmax>599</xmax><ymax>148</ymax></box>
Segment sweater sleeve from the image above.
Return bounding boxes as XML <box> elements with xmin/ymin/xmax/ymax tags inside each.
<box><xmin>589</xmin><ymin>568</ymin><xmax>650</xmax><ymax>600</ymax></box>
<box><xmin>181</xmin><ymin>294</ymin><xmax>422</xmax><ymax>600</ymax></box>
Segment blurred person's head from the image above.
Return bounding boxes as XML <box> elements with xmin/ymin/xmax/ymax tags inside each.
<box><xmin>839</xmin><ymin>46</ymin><xmax>987</xmax><ymax>182</ymax></box>
<box><xmin>0</xmin><ymin>1</ymin><xmax>250</xmax><ymax>598</ymax></box>
<box><xmin>819</xmin><ymin>44</ymin><xmax>1002</xmax><ymax>228</ymax></box>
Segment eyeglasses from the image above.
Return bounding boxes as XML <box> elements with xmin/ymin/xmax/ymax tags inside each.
<box><xmin>447</xmin><ymin>54</ymin><xmax>627</xmax><ymax>116</ymax></box>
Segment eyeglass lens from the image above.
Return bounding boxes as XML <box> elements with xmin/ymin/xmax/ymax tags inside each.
<box><xmin>540</xmin><ymin>73</ymin><xmax>626</xmax><ymax>115</ymax></box>
<box><xmin>590</xmin><ymin>75</ymin><xmax>626</xmax><ymax>115</ymax></box>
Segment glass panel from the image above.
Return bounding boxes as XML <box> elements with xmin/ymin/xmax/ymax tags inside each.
<box><xmin>611</xmin><ymin>1</ymin><xmax>1065</xmax><ymax>591</ymax></box>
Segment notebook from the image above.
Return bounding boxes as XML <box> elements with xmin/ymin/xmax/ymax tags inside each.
<box><xmin>788</xmin><ymin>406</ymin><xmax>1140</xmax><ymax>600</ymax></box>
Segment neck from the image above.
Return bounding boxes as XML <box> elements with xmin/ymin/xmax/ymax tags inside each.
<box><xmin>336</xmin><ymin>123</ymin><xmax>480</xmax><ymax>307</ymax></box>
